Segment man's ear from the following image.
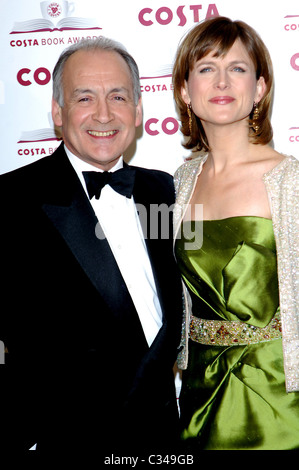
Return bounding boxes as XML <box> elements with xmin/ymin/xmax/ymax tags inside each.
<box><xmin>135</xmin><ymin>97</ymin><xmax>143</xmax><ymax>127</ymax></box>
<box><xmin>52</xmin><ymin>98</ymin><xmax>63</xmax><ymax>127</ymax></box>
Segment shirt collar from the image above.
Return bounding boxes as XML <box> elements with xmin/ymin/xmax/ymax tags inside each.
<box><xmin>64</xmin><ymin>144</ymin><xmax>124</xmax><ymax>194</ymax></box>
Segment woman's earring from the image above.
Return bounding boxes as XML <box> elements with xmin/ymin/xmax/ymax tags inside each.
<box><xmin>252</xmin><ymin>101</ymin><xmax>260</xmax><ymax>132</ymax></box>
<box><xmin>187</xmin><ymin>103</ymin><xmax>192</xmax><ymax>134</ymax></box>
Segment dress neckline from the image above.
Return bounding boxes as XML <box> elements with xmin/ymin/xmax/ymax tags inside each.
<box><xmin>184</xmin><ymin>215</ymin><xmax>272</xmax><ymax>223</ymax></box>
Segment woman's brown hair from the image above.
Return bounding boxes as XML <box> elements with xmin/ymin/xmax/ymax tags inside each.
<box><xmin>172</xmin><ymin>16</ymin><xmax>274</xmax><ymax>152</ymax></box>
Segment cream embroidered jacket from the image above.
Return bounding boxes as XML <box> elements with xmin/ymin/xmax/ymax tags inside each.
<box><xmin>173</xmin><ymin>154</ymin><xmax>299</xmax><ymax>393</ymax></box>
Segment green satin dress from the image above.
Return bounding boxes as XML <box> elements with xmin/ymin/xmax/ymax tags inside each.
<box><xmin>175</xmin><ymin>217</ymin><xmax>299</xmax><ymax>450</ymax></box>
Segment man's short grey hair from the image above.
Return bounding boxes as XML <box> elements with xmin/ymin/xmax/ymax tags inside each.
<box><xmin>52</xmin><ymin>36</ymin><xmax>141</xmax><ymax>106</ymax></box>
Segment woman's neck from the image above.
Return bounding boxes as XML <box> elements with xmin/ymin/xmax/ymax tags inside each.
<box><xmin>203</xmin><ymin>121</ymin><xmax>258</xmax><ymax>173</ymax></box>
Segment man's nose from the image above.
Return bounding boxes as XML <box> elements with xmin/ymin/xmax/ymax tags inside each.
<box><xmin>92</xmin><ymin>99</ymin><xmax>113</xmax><ymax>123</ymax></box>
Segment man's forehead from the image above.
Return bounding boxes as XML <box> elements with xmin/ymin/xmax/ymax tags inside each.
<box><xmin>62</xmin><ymin>50</ymin><xmax>132</xmax><ymax>89</ymax></box>
<box><xmin>64</xmin><ymin>49</ymin><xmax>130</xmax><ymax>81</ymax></box>
<box><xmin>66</xmin><ymin>48</ymin><xmax>127</xmax><ymax>70</ymax></box>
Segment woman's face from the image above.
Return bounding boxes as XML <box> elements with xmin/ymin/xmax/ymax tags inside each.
<box><xmin>181</xmin><ymin>39</ymin><xmax>265</xmax><ymax>130</ymax></box>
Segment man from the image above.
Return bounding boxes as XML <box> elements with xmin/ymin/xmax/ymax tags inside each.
<box><xmin>0</xmin><ymin>38</ymin><xmax>182</xmax><ymax>455</ymax></box>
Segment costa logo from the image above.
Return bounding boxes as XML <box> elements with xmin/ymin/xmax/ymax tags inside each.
<box><xmin>290</xmin><ymin>53</ymin><xmax>299</xmax><ymax>70</ymax></box>
<box><xmin>10</xmin><ymin>35</ymin><xmax>100</xmax><ymax>48</ymax></box>
<box><xmin>138</xmin><ymin>3</ymin><xmax>219</xmax><ymax>27</ymax></box>
<box><xmin>145</xmin><ymin>117</ymin><xmax>179</xmax><ymax>136</ymax></box>
<box><xmin>284</xmin><ymin>23</ymin><xmax>299</xmax><ymax>31</ymax></box>
<box><xmin>17</xmin><ymin>67</ymin><xmax>51</xmax><ymax>86</ymax></box>
<box><xmin>289</xmin><ymin>128</ymin><xmax>299</xmax><ymax>142</ymax></box>
<box><xmin>17</xmin><ymin>146</ymin><xmax>59</xmax><ymax>157</ymax></box>
<box><xmin>18</xmin><ymin>147</ymin><xmax>47</xmax><ymax>156</ymax></box>
<box><xmin>284</xmin><ymin>14</ymin><xmax>299</xmax><ymax>31</ymax></box>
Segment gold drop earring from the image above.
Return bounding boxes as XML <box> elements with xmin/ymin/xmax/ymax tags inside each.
<box><xmin>252</xmin><ymin>101</ymin><xmax>260</xmax><ymax>132</ymax></box>
<box><xmin>187</xmin><ymin>103</ymin><xmax>192</xmax><ymax>134</ymax></box>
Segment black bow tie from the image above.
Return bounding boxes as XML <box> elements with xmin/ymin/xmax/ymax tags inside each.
<box><xmin>82</xmin><ymin>166</ymin><xmax>136</xmax><ymax>200</ymax></box>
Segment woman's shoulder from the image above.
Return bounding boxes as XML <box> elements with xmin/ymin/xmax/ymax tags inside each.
<box><xmin>174</xmin><ymin>153</ymin><xmax>208</xmax><ymax>181</ymax></box>
<box><xmin>263</xmin><ymin>152</ymin><xmax>299</xmax><ymax>179</ymax></box>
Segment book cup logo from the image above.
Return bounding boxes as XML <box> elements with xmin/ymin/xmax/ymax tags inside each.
<box><xmin>47</xmin><ymin>3</ymin><xmax>62</xmax><ymax>18</ymax></box>
<box><xmin>11</xmin><ymin>0</ymin><xmax>100</xmax><ymax>34</ymax></box>
<box><xmin>40</xmin><ymin>1</ymin><xmax>74</xmax><ymax>23</ymax></box>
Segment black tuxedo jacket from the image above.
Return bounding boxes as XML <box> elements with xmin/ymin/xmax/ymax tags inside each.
<box><xmin>0</xmin><ymin>144</ymin><xmax>182</xmax><ymax>455</ymax></box>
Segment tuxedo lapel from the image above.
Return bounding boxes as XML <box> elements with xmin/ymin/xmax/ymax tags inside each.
<box><xmin>41</xmin><ymin>147</ymin><xmax>133</xmax><ymax>315</ymax></box>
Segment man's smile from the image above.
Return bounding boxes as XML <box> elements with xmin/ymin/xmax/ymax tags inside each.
<box><xmin>87</xmin><ymin>130</ymin><xmax>118</xmax><ymax>137</ymax></box>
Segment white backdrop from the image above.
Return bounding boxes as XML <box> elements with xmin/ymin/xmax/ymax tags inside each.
<box><xmin>1</xmin><ymin>0</ymin><xmax>299</xmax><ymax>176</ymax></box>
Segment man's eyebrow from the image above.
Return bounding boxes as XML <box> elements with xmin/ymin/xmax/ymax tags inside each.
<box><xmin>72</xmin><ymin>87</ymin><xmax>131</xmax><ymax>95</ymax></box>
<box><xmin>72</xmin><ymin>88</ymin><xmax>95</xmax><ymax>96</ymax></box>
<box><xmin>109</xmin><ymin>87</ymin><xmax>131</xmax><ymax>95</ymax></box>
<box><xmin>71</xmin><ymin>86</ymin><xmax>132</xmax><ymax>99</ymax></box>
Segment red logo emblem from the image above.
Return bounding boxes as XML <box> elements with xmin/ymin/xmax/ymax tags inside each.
<box><xmin>47</xmin><ymin>2</ymin><xmax>62</xmax><ymax>18</ymax></box>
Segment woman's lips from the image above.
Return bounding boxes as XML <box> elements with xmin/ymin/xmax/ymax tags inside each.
<box><xmin>209</xmin><ymin>96</ymin><xmax>235</xmax><ymax>105</ymax></box>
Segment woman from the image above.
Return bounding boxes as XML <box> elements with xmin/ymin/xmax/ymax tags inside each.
<box><xmin>172</xmin><ymin>16</ymin><xmax>299</xmax><ymax>450</ymax></box>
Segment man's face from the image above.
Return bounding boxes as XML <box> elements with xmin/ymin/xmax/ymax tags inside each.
<box><xmin>52</xmin><ymin>49</ymin><xmax>142</xmax><ymax>170</ymax></box>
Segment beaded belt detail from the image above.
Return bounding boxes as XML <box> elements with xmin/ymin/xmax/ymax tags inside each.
<box><xmin>190</xmin><ymin>312</ymin><xmax>282</xmax><ymax>346</ymax></box>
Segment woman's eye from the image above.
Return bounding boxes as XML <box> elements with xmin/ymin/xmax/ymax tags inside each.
<box><xmin>199</xmin><ymin>67</ymin><xmax>212</xmax><ymax>73</ymax></box>
<box><xmin>233</xmin><ymin>67</ymin><xmax>245</xmax><ymax>72</ymax></box>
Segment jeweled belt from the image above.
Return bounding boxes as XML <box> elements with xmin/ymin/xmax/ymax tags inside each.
<box><xmin>190</xmin><ymin>312</ymin><xmax>282</xmax><ymax>346</ymax></box>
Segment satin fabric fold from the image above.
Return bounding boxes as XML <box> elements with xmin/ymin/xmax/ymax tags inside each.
<box><xmin>223</xmin><ymin>240</ymin><xmax>279</xmax><ymax>326</ymax></box>
<box><xmin>175</xmin><ymin>217</ymin><xmax>299</xmax><ymax>450</ymax></box>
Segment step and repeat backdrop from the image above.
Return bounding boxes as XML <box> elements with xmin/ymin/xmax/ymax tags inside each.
<box><xmin>0</xmin><ymin>0</ymin><xmax>298</xmax><ymax>175</ymax></box>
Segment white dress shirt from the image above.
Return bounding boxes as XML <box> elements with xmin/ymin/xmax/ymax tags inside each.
<box><xmin>65</xmin><ymin>146</ymin><xmax>163</xmax><ymax>346</ymax></box>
